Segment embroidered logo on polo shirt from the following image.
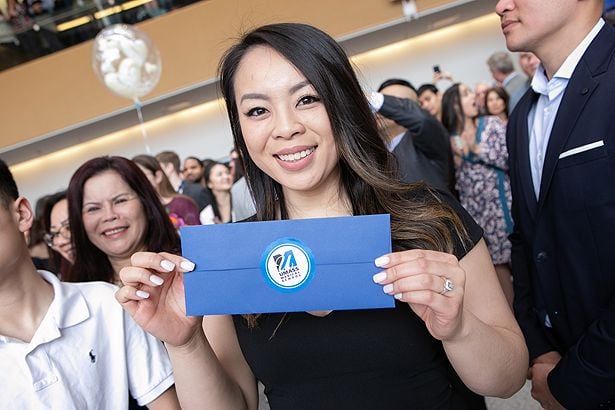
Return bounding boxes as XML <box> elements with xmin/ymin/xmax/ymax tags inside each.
<box><xmin>89</xmin><ymin>349</ymin><xmax>96</xmax><ymax>363</ymax></box>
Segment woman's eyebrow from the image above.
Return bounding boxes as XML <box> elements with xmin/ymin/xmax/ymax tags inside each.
<box><xmin>239</xmin><ymin>80</ymin><xmax>312</xmax><ymax>103</ymax></box>
<box><xmin>240</xmin><ymin>92</ymin><xmax>269</xmax><ymax>103</ymax></box>
<box><xmin>289</xmin><ymin>80</ymin><xmax>311</xmax><ymax>95</ymax></box>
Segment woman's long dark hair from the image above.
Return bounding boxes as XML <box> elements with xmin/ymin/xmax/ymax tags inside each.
<box><xmin>219</xmin><ymin>24</ymin><xmax>470</xmax><ymax>325</ymax></box>
<box><xmin>441</xmin><ymin>83</ymin><xmax>464</xmax><ymax>136</ymax></box>
<box><xmin>65</xmin><ymin>156</ymin><xmax>180</xmax><ymax>283</ymax></box>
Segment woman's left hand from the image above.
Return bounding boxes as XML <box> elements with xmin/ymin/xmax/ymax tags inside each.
<box><xmin>373</xmin><ymin>249</ymin><xmax>466</xmax><ymax>341</ymax></box>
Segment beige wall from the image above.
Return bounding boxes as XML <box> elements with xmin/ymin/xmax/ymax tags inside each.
<box><xmin>10</xmin><ymin>12</ymin><xmax>509</xmax><ymax>203</ymax></box>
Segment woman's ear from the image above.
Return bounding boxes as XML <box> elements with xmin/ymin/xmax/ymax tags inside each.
<box><xmin>14</xmin><ymin>197</ymin><xmax>34</xmax><ymax>233</ymax></box>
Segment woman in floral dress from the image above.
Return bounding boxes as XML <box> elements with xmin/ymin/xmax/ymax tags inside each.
<box><xmin>442</xmin><ymin>83</ymin><xmax>513</xmax><ymax>306</ymax></box>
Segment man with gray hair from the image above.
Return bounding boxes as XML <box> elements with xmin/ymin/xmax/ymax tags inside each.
<box><xmin>487</xmin><ymin>51</ymin><xmax>528</xmax><ymax>112</ymax></box>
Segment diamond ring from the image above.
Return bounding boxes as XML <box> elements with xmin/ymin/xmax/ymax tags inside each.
<box><xmin>440</xmin><ymin>278</ymin><xmax>455</xmax><ymax>295</ymax></box>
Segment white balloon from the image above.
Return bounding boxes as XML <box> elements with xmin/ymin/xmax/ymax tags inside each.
<box><xmin>144</xmin><ymin>62</ymin><xmax>158</xmax><ymax>75</ymax></box>
<box><xmin>117</xmin><ymin>57</ymin><xmax>142</xmax><ymax>90</ymax></box>
<box><xmin>100</xmin><ymin>59</ymin><xmax>115</xmax><ymax>75</ymax></box>
<box><xmin>98</xmin><ymin>37</ymin><xmax>119</xmax><ymax>51</ymax></box>
<box><xmin>133</xmin><ymin>39</ymin><xmax>148</xmax><ymax>64</ymax></box>
<box><xmin>104</xmin><ymin>72</ymin><xmax>133</xmax><ymax>99</ymax></box>
<box><xmin>92</xmin><ymin>24</ymin><xmax>162</xmax><ymax>100</ymax></box>
<box><xmin>118</xmin><ymin>36</ymin><xmax>146</xmax><ymax>66</ymax></box>
<box><xmin>101</xmin><ymin>48</ymin><xmax>121</xmax><ymax>64</ymax></box>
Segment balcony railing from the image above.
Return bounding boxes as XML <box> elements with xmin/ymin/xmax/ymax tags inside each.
<box><xmin>0</xmin><ymin>0</ymin><xmax>201</xmax><ymax>72</ymax></box>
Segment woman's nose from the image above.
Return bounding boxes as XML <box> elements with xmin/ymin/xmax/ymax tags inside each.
<box><xmin>272</xmin><ymin>109</ymin><xmax>305</xmax><ymax>139</ymax></box>
<box><xmin>101</xmin><ymin>203</ymin><xmax>119</xmax><ymax>221</ymax></box>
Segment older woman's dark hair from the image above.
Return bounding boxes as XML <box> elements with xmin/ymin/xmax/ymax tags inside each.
<box><xmin>485</xmin><ymin>86</ymin><xmax>510</xmax><ymax>118</ymax></box>
<box><xmin>441</xmin><ymin>83</ymin><xmax>464</xmax><ymax>136</ymax></box>
<box><xmin>65</xmin><ymin>156</ymin><xmax>180</xmax><ymax>283</ymax></box>
<box><xmin>219</xmin><ymin>23</ymin><xmax>467</xmax><ymax>253</ymax></box>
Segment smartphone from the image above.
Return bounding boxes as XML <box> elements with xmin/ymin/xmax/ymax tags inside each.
<box><xmin>433</xmin><ymin>65</ymin><xmax>441</xmax><ymax>73</ymax></box>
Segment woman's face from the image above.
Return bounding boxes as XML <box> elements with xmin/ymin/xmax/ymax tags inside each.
<box><xmin>206</xmin><ymin>164</ymin><xmax>233</xmax><ymax>192</ymax></box>
<box><xmin>49</xmin><ymin>198</ymin><xmax>75</xmax><ymax>263</ymax></box>
<box><xmin>81</xmin><ymin>170</ymin><xmax>147</xmax><ymax>261</ymax></box>
<box><xmin>233</xmin><ymin>46</ymin><xmax>340</xmax><ymax>198</ymax></box>
<box><xmin>486</xmin><ymin>91</ymin><xmax>506</xmax><ymax>116</ymax></box>
<box><xmin>459</xmin><ymin>84</ymin><xmax>478</xmax><ymax>119</ymax></box>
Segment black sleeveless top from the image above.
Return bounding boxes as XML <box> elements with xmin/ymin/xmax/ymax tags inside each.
<box><xmin>233</xmin><ymin>190</ymin><xmax>485</xmax><ymax>409</ymax></box>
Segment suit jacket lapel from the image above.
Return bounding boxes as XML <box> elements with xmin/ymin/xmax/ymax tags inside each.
<box><xmin>517</xmin><ymin>91</ymin><xmax>540</xmax><ymax>220</ymax></box>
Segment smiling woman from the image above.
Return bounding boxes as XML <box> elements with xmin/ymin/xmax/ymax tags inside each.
<box><xmin>65</xmin><ymin>156</ymin><xmax>180</xmax><ymax>284</ymax></box>
<box><xmin>200</xmin><ymin>161</ymin><xmax>233</xmax><ymax>224</ymax></box>
<box><xmin>115</xmin><ymin>23</ymin><xmax>528</xmax><ymax>409</ymax></box>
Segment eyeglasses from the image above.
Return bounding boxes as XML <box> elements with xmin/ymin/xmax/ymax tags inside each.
<box><xmin>44</xmin><ymin>223</ymin><xmax>71</xmax><ymax>247</ymax></box>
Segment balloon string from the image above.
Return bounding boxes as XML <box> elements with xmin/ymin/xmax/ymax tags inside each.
<box><xmin>133</xmin><ymin>98</ymin><xmax>151</xmax><ymax>154</ymax></box>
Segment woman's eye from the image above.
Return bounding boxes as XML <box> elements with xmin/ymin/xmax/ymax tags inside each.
<box><xmin>84</xmin><ymin>206</ymin><xmax>99</xmax><ymax>213</ymax></box>
<box><xmin>114</xmin><ymin>197</ymin><xmax>128</xmax><ymax>205</ymax></box>
<box><xmin>246</xmin><ymin>107</ymin><xmax>267</xmax><ymax>117</ymax></box>
<box><xmin>298</xmin><ymin>95</ymin><xmax>320</xmax><ymax>106</ymax></box>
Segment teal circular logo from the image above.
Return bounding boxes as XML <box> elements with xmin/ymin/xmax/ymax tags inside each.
<box><xmin>260</xmin><ymin>238</ymin><xmax>314</xmax><ymax>292</ymax></box>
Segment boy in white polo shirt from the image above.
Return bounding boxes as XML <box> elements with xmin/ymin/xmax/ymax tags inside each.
<box><xmin>0</xmin><ymin>159</ymin><xmax>180</xmax><ymax>409</ymax></box>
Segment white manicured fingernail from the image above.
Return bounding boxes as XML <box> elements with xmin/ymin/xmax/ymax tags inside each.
<box><xmin>372</xmin><ymin>272</ymin><xmax>386</xmax><ymax>283</ymax></box>
<box><xmin>374</xmin><ymin>256</ymin><xmax>389</xmax><ymax>267</ymax></box>
<box><xmin>136</xmin><ymin>290</ymin><xmax>150</xmax><ymax>299</ymax></box>
<box><xmin>180</xmin><ymin>260</ymin><xmax>195</xmax><ymax>271</ymax></box>
<box><xmin>160</xmin><ymin>260</ymin><xmax>175</xmax><ymax>272</ymax></box>
<box><xmin>150</xmin><ymin>275</ymin><xmax>164</xmax><ymax>285</ymax></box>
<box><xmin>383</xmin><ymin>284</ymin><xmax>394</xmax><ymax>294</ymax></box>
<box><xmin>394</xmin><ymin>293</ymin><xmax>403</xmax><ymax>300</ymax></box>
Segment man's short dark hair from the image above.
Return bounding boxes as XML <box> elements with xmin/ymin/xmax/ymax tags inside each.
<box><xmin>417</xmin><ymin>83</ymin><xmax>439</xmax><ymax>97</ymax></box>
<box><xmin>377</xmin><ymin>78</ymin><xmax>418</xmax><ymax>95</ymax></box>
<box><xmin>155</xmin><ymin>151</ymin><xmax>181</xmax><ymax>173</ymax></box>
<box><xmin>183</xmin><ymin>156</ymin><xmax>203</xmax><ymax>168</ymax></box>
<box><xmin>0</xmin><ymin>159</ymin><xmax>19</xmax><ymax>207</ymax></box>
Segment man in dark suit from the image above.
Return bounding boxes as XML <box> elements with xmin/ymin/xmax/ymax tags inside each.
<box><xmin>372</xmin><ymin>79</ymin><xmax>453</xmax><ymax>192</ymax></box>
<box><xmin>497</xmin><ymin>0</ymin><xmax>615</xmax><ymax>408</ymax></box>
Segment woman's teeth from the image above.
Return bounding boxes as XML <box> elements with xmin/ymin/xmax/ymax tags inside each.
<box><xmin>278</xmin><ymin>147</ymin><xmax>315</xmax><ymax>162</ymax></box>
<box><xmin>104</xmin><ymin>227</ymin><xmax>126</xmax><ymax>236</ymax></box>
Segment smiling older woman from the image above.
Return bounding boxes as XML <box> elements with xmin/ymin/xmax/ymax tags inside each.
<box><xmin>66</xmin><ymin>156</ymin><xmax>180</xmax><ymax>284</ymax></box>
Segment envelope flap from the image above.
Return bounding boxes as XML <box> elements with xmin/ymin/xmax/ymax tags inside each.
<box><xmin>180</xmin><ymin>214</ymin><xmax>391</xmax><ymax>271</ymax></box>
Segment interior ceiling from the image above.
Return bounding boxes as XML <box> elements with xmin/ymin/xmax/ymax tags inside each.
<box><xmin>2</xmin><ymin>0</ymin><xmax>495</xmax><ymax>166</ymax></box>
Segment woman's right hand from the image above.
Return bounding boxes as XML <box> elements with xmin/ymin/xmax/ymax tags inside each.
<box><xmin>115</xmin><ymin>251</ymin><xmax>201</xmax><ymax>347</ymax></box>
<box><xmin>451</xmin><ymin>135</ymin><xmax>467</xmax><ymax>158</ymax></box>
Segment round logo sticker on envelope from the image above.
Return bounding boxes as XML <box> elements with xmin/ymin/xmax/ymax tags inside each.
<box><xmin>261</xmin><ymin>238</ymin><xmax>315</xmax><ymax>292</ymax></box>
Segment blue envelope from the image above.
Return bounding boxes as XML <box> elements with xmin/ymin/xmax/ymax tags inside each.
<box><xmin>180</xmin><ymin>214</ymin><xmax>394</xmax><ymax>315</ymax></box>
